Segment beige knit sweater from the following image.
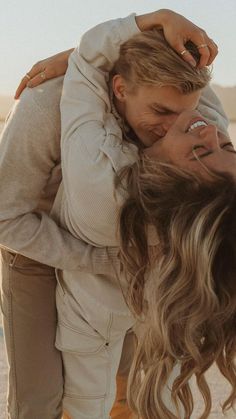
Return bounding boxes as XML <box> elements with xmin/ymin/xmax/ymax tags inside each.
<box><xmin>0</xmin><ymin>76</ymin><xmax>118</xmax><ymax>274</ymax></box>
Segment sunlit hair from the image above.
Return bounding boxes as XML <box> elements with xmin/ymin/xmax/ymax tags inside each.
<box><xmin>112</xmin><ymin>29</ymin><xmax>211</xmax><ymax>94</ymax></box>
<box><xmin>117</xmin><ymin>157</ymin><xmax>236</xmax><ymax>419</ymax></box>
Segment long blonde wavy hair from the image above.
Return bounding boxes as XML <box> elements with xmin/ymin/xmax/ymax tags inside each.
<box><xmin>118</xmin><ymin>157</ymin><xmax>236</xmax><ymax>419</ymax></box>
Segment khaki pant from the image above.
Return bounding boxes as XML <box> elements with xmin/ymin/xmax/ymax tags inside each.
<box><xmin>55</xmin><ymin>270</ymin><xmax>136</xmax><ymax>418</ymax></box>
<box><xmin>0</xmin><ymin>249</ymin><xmax>135</xmax><ymax>419</ymax></box>
<box><xmin>0</xmin><ymin>249</ymin><xmax>64</xmax><ymax>419</ymax></box>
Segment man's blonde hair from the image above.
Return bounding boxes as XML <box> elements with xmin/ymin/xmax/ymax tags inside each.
<box><xmin>112</xmin><ymin>29</ymin><xmax>211</xmax><ymax>94</ymax></box>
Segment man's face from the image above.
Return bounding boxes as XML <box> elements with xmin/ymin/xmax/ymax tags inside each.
<box><xmin>120</xmin><ymin>84</ymin><xmax>201</xmax><ymax>147</ymax></box>
<box><xmin>145</xmin><ymin>110</ymin><xmax>236</xmax><ymax>178</ymax></box>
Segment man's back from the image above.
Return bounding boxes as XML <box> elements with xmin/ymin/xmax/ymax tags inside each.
<box><xmin>0</xmin><ymin>76</ymin><xmax>64</xmax><ymax>214</ymax></box>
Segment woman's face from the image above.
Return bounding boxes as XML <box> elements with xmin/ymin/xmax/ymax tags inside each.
<box><xmin>145</xmin><ymin>110</ymin><xmax>236</xmax><ymax>178</ymax></box>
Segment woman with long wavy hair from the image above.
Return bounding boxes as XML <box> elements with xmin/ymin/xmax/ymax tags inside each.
<box><xmin>118</xmin><ymin>109</ymin><xmax>236</xmax><ymax>419</ymax></box>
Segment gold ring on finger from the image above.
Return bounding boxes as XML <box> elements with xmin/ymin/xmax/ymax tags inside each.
<box><xmin>40</xmin><ymin>71</ymin><xmax>46</xmax><ymax>80</ymax></box>
<box><xmin>180</xmin><ymin>49</ymin><xmax>188</xmax><ymax>56</ymax></box>
<box><xmin>197</xmin><ymin>44</ymin><xmax>208</xmax><ymax>49</ymax></box>
<box><xmin>25</xmin><ymin>73</ymin><xmax>31</xmax><ymax>80</ymax></box>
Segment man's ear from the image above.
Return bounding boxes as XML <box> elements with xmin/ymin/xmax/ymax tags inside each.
<box><xmin>112</xmin><ymin>75</ymin><xmax>127</xmax><ymax>102</ymax></box>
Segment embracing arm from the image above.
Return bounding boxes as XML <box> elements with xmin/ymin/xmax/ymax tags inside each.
<box><xmin>60</xmin><ymin>14</ymin><xmax>140</xmax><ymax>246</ymax></box>
<box><xmin>14</xmin><ymin>8</ymin><xmax>219</xmax><ymax>100</ymax></box>
<box><xmin>0</xmin><ymin>87</ymin><xmax>119</xmax><ymax>274</ymax></box>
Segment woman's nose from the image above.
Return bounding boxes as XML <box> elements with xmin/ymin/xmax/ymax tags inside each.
<box><xmin>199</xmin><ymin>124</ymin><xmax>220</xmax><ymax>149</ymax></box>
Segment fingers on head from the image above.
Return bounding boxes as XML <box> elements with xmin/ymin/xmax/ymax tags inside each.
<box><xmin>176</xmin><ymin>30</ymin><xmax>218</xmax><ymax>68</ymax></box>
<box><xmin>191</xmin><ymin>31</ymin><xmax>218</xmax><ymax>67</ymax></box>
<box><xmin>205</xmin><ymin>38</ymin><xmax>218</xmax><ymax>65</ymax></box>
<box><xmin>173</xmin><ymin>38</ymin><xmax>197</xmax><ymax>67</ymax></box>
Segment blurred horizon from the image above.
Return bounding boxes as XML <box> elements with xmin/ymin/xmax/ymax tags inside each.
<box><xmin>1</xmin><ymin>83</ymin><xmax>236</xmax><ymax>124</ymax></box>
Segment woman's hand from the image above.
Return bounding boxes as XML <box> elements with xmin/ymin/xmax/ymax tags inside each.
<box><xmin>136</xmin><ymin>9</ymin><xmax>218</xmax><ymax>68</ymax></box>
<box><xmin>14</xmin><ymin>48</ymin><xmax>74</xmax><ymax>99</ymax></box>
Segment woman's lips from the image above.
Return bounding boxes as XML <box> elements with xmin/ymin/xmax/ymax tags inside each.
<box><xmin>187</xmin><ymin>117</ymin><xmax>208</xmax><ymax>132</ymax></box>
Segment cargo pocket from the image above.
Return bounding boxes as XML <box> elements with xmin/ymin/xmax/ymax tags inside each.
<box><xmin>56</xmin><ymin>313</ymin><xmax>110</xmax><ymax>400</ymax></box>
<box><xmin>55</xmin><ymin>313</ymin><xmax>107</xmax><ymax>355</ymax></box>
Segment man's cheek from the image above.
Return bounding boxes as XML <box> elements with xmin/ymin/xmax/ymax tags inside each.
<box><xmin>143</xmin><ymin>144</ymin><xmax>158</xmax><ymax>158</ymax></box>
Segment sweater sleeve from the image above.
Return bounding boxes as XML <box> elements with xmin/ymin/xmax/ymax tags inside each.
<box><xmin>60</xmin><ymin>15</ymin><xmax>140</xmax><ymax>246</ymax></box>
<box><xmin>0</xmin><ymin>88</ymin><xmax>119</xmax><ymax>273</ymax></box>
<box><xmin>197</xmin><ymin>85</ymin><xmax>229</xmax><ymax>134</ymax></box>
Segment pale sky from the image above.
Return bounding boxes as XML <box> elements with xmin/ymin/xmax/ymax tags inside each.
<box><xmin>0</xmin><ymin>0</ymin><xmax>236</xmax><ymax>96</ymax></box>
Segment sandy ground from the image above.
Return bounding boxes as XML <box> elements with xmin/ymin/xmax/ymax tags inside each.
<box><xmin>0</xmin><ymin>122</ymin><xmax>236</xmax><ymax>418</ymax></box>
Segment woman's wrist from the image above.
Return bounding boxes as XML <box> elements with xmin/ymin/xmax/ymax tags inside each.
<box><xmin>135</xmin><ymin>9</ymin><xmax>173</xmax><ymax>32</ymax></box>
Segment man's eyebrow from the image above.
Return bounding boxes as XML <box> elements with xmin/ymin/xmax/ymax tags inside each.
<box><xmin>151</xmin><ymin>103</ymin><xmax>176</xmax><ymax>113</ymax></box>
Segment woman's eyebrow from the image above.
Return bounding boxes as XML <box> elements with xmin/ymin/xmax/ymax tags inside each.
<box><xmin>190</xmin><ymin>149</ymin><xmax>236</xmax><ymax>161</ymax></box>
<box><xmin>189</xmin><ymin>150</ymin><xmax>213</xmax><ymax>161</ymax></box>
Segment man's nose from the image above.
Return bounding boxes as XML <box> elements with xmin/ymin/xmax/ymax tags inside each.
<box><xmin>199</xmin><ymin>124</ymin><xmax>220</xmax><ymax>149</ymax></box>
<box><xmin>162</xmin><ymin>114</ymin><xmax>178</xmax><ymax>131</ymax></box>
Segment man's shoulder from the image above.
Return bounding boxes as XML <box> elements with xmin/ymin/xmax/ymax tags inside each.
<box><xmin>31</xmin><ymin>76</ymin><xmax>63</xmax><ymax>108</ymax></box>
<box><xmin>18</xmin><ymin>76</ymin><xmax>64</xmax><ymax>135</ymax></box>
<box><xmin>20</xmin><ymin>75</ymin><xmax>63</xmax><ymax>106</ymax></box>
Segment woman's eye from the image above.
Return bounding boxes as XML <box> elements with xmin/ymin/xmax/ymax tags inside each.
<box><xmin>192</xmin><ymin>145</ymin><xmax>206</xmax><ymax>154</ymax></box>
<box><xmin>222</xmin><ymin>141</ymin><xmax>234</xmax><ymax>149</ymax></box>
<box><xmin>154</xmin><ymin>109</ymin><xmax>165</xmax><ymax>115</ymax></box>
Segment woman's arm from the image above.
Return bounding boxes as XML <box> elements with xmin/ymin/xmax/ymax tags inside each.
<box><xmin>15</xmin><ymin>9</ymin><xmax>218</xmax><ymax>98</ymax></box>
<box><xmin>59</xmin><ymin>14</ymin><xmax>140</xmax><ymax>246</ymax></box>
